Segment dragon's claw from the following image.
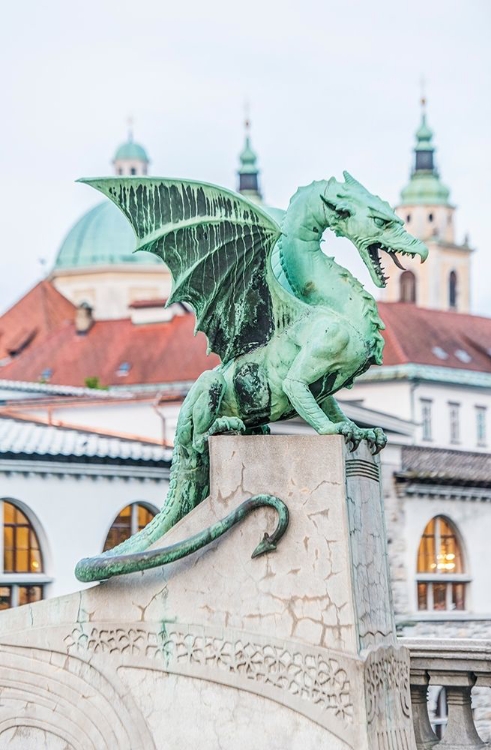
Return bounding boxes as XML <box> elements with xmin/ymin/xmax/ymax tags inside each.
<box><xmin>330</xmin><ymin>422</ymin><xmax>386</xmax><ymax>455</ymax></box>
<box><xmin>209</xmin><ymin>417</ymin><xmax>246</xmax><ymax>436</ymax></box>
<box><xmin>370</xmin><ymin>428</ymin><xmax>387</xmax><ymax>455</ymax></box>
<box><xmin>192</xmin><ymin>417</ymin><xmax>247</xmax><ymax>453</ymax></box>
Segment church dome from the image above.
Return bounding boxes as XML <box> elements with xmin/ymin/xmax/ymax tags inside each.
<box><xmin>54</xmin><ymin>200</ymin><xmax>161</xmax><ymax>270</ymax></box>
<box><xmin>113</xmin><ymin>140</ymin><xmax>149</xmax><ymax>163</ymax></box>
<box><xmin>400</xmin><ymin>173</ymin><xmax>450</xmax><ymax>205</ymax></box>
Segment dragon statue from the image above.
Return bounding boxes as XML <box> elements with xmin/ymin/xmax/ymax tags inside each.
<box><xmin>75</xmin><ymin>172</ymin><xmax>427</xmax><ymax>583</ymax></box>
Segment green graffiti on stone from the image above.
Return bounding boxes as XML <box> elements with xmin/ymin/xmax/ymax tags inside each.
<box><xmin>75</xmin><ymin>174</ymin><xmax>427</xmax><ymax>581</ymax></box>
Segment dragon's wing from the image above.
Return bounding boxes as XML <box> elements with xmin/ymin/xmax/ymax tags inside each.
<box><xmin>80</xmin><ymin>177</ymin><xmax>285</xmax><ymax>363</ymax></box>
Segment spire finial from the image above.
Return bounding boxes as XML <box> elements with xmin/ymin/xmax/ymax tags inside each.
<box><xmin>420</xmin><ymin>75</ymin><xmax>427</xmax><ymax>112</ymax></box>
<box><xmin>244</xmin><ymin>100</ymin><xmax>251</xmax><ymax>136</ymax></box>
<box><xmin>127</xmin><ymin>115</ymin><xmax>134</xmax><ymax>142</ymax></box>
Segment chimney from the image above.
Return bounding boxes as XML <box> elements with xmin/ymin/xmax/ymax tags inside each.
<box><xmin>75</xmin><ymin>302</ymin><xmax>94</xmax><ymax>335</ymax></box>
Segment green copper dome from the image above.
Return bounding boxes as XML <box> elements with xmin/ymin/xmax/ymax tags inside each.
<box><xmin>54</xmin><ymin>201</ymin><xmax>161</xmax><ymax>269</ymax></box>
<box><xmin>400</xmin><ymin>173</ymin><xmax>450</xmax><ymax>205</ymax></box>
<box><xmin>114</xmin><ymin>140</ymin><xmax>149</xmax><ymax>162</ymax></box>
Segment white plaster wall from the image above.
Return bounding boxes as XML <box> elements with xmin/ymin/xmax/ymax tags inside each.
<box><xmin>347</xmin><ymin>379</ymin><xmax>491</xmax><ymax>452</ymax></box>
<box><xmin>412</xmin><ymin>382</ymin><xmax>491</xmax><ymax>451</ymax></box>
<box><xmin>25</xmin><ymin>402</ymin><xmax>183</xmax><ymax>444</ymax></box>
<box><xmin>53</xmin><ymin>267</ymin><xmax>172</xmax><ymax>320</ymax></box>
<box><xmin>341</xmin><ymin>381</ymin><xmax>413</xmax><ymax>422</ymax></box>
<box><xmin>0</xmin><ymin>471</ymin><xmax>167</xmax><ymax>598</ymax></box>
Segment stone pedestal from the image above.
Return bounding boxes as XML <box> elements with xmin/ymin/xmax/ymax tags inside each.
<box><xmin>0</xmin><ymin>436</ymin><xmax>415</xmax><ymax>749</ymax></box>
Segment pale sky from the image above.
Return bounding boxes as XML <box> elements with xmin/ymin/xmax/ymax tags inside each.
<box><xmin>1</xmin><ymin>0</ymin><xmax>490</xmax><ymax>314</ymax></box>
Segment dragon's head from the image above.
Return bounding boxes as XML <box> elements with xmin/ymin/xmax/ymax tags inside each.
<box><xmin>320</xmin><ymin>172</ymin><xmax>428</xmax><ymax>288</ymax></box>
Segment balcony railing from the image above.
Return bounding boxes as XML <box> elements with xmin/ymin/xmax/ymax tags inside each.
<box><xmin>402</xmin><ymin>638</ymin><xmax>491</xmax><ymax>749</ymax></box>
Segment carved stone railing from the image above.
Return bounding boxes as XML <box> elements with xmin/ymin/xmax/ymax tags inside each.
<box><xmin>402</xmin><ymin>638</ymin><xmax>491</xmax><ymax>749</ymax></box>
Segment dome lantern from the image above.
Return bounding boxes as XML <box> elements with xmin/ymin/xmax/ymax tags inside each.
<box><xmin>113</xmin><ymin>119</ymin><xmax>150</xmax><ymax>176</ymax></box>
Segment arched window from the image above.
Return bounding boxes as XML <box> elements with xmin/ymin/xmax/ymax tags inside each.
<box><xmin>0</xmin><ymin>500</ymin><xmax>46</xmax><ymax>610</ymax></box>
<box><xmin>416</xmin><ymin>516</ymin><xmax>467</xmax><ymax>612</ymax></box>
<box><xmin>400</xmin><ymin>270</ymin><xmax>416</xmax><ymax>303</ymax></box>
<box><xmin>449</xmin><ymin>271</ymin><xmax>457</xmax><ymax>309</ymax></box>
<box><xmin>103</xmin><ymin>503</ymin><xmax>157</xmax><ymax>552</ymax></box>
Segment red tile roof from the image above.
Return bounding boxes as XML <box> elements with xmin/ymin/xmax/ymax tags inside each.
<box><xmin>0</xmin><ymin>312</ymin><xmax>219</xmax><ymax>387</ymax></box>
<box><xmin>379</xmin><ymin>303</ymin><xmax>491</xmax><ymax>372</ymax></box>
<box><xmin>0</xmin><ymin>281</ymin><xmax>75</xmax><ymax>360</ymax></box>
<box><xmin>1</xmin><ymin>280</ymin><xmax>490</xmax><ymax>388</ymax></box>
<box><xmin>129</xmin><ymin>298</ymin><xmax>169</xmax><ymax>309</ymax></box>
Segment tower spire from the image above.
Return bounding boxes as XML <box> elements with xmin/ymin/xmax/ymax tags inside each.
<box><xmin>413</xmin><ymin>92</ymin><xmax>436</xmax><ymax>174</ymax></box>
<box><xmin>237</xmin><ymin>108</ymin><xmax>262</xmax><ymax>203</ymax></box>
<box><xmin>399</xmin><ymin>96</ymin><xmax>449</xmax><ymax>207</ymax></box>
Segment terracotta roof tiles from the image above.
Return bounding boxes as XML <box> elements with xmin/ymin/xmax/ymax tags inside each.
<box><xmin>0</xmin><ymin>281</ymin><xmax>75</xmax><ymax>361</ymax></box>
<box><xmin>0</xmin><ymin>311</ymin><xmax>219</xmax><ymax>387</ymax></box>
<box><xmin>378</xmin><ymin>303</ymin><xmax>491</xmax><ymax>373</ymax></box>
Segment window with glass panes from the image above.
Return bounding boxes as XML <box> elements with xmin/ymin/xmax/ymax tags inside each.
<box><xmin>476</xmin><ymin>406</ymin><xmax>487</xmax><ymax>447</ymax></box>
<box><xmin>416</xmin><ymin>516</ymin><xmax>467</xmax><ymax>612</ymax></box>
<box><xmin>103</xmin><ymin>503</ymin><xmax>156</xmax><ymax>551</ymax></box>
<box><xmin>421</xmin><ymin>399</ymin><xmax>432</xmax><ymax>441</ymax></box>
<box><xmin>0</xmin><ymin>500</ymin><xmax>45</xmax><ymax>609</ymax></box>
<box><xmin>449</xmin><ymin>403</ymin><xmax>460</xmax><ymax>444</ymax></box>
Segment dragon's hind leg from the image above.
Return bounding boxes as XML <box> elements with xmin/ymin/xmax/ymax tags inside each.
<box><xmin>186</xmin><ymin>370</ymin><xmax>245</xmax><ymax>453</ymax></box>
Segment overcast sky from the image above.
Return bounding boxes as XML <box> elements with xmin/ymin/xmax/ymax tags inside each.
<box><xmin>1</xmin><ymin>0</ymin><xmax>490</xmax><ymax>314</ymax></box>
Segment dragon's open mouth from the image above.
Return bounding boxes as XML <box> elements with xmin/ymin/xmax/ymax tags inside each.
<box><xmin>367</xmin><ymin>243</ymin><xmax>410</xmax><ymax>286</ymax></box>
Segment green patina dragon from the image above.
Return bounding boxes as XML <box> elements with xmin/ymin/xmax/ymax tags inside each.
<box><xmin>75</xmin><ymin>172</ymin><xmax>427</xmax><ymax>582</ymax></box>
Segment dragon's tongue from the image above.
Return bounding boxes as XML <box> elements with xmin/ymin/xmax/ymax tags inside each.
<box><xmin>390</xmin><ymin>252</ymin><xmax>406</xmax><ymax>270</ymax></box>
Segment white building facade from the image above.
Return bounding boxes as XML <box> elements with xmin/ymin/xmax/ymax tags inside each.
<box><xmin>0</xmin><ymin>415</ymin><xmax>170</xmax><ymax>604</ymax></box>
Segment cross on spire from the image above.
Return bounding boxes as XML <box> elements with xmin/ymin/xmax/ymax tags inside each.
<box><xmin>420</xmin><ymin>75</ymin><xmax>427</xmax><ymax>110</ymax></box>
<box><xmin>244</xmin><ymin>100</ymin><xmax>250</xmax><ymax>133</ymax></box>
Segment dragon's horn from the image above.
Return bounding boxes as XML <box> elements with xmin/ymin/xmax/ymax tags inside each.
<box><xmin>343</xmin><ymin>171</ymin><xmax>363</xmax><ymax>188</ymax></box>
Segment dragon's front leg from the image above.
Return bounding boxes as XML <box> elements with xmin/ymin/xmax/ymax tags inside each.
<box><xmin>319</xmin><ymin>396</ymin><xmax>386</xmax><ymax>454</ymax></box>
<box><xmin>282</xmin><ymin>320</ymin><xmax>386</xmax><ymax>453</ymax></box>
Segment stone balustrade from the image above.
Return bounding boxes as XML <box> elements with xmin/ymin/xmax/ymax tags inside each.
<box><xmin>402</xmin><ymin>638</ymin><xmax>491</xmax><ymax>749</ymax></box>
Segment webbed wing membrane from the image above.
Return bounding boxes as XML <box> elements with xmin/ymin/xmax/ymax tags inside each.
<box><xmin>80</xmin><ymin>177</ymin><xmax>282</xmax><ymax>363</ymax></box>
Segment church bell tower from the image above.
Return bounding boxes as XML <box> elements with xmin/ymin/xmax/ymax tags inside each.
<box><xmin>381</xmin><ymin>99</ymin><xmax>472</xmax><ymax>313</ymax></box>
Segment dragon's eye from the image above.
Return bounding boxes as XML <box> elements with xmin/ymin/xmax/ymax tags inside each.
<box><xmin>373</xmin><ymin>217</ymin><xmax>387</xmax><ymax>228</ymax></box>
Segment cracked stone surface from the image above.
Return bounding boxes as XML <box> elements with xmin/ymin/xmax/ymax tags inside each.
<box><xmin>0</xmin><ymin>435</ymin><xmax>413</xmax><ymax>749</ymax></box>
